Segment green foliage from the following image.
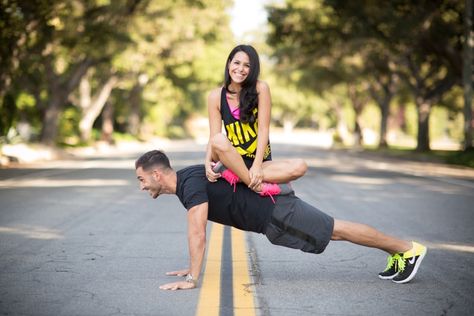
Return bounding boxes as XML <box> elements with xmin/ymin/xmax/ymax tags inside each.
<box><xmin>1</xmin><ymin>0</ymin><xmax>233</xmax><ymax>144</ymax></box>
<box><xmin>58</xmin><ymin>106</ymin><xmax>81</xmax><ymax>145</ymax></box>
<box><xmin>0</xmin><ymin>94</ymin><xmax>16</xmax><ymax>137</ymax></box>
<box><xmin>365</xmin><ymin>147</ymin><xmax>474</xmax><ymax>169</ymax></box>
<box><xmin>267</xmin><ymin>0</ymin><xmax>465</xmax><ymax>150</ymax></box>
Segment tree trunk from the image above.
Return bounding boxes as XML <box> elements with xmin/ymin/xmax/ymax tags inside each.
<box><xmin>101</xmin><ymin>101</ymin><xmax>114</xmax><ymax>144</ymax></box>
<box><xmin>369</xmin><ymin>76</ymin><xmax>397</xmax><ymax>149</ymax></box>
<box><xmin>379</xmin><ymin>98</ymin><xmax>390</xmax><ymax>148</ymax></box>
<box><xmin>40</xmin><ymin>56</ymin><xmax>93</xmax><ymax>145</ymax></box>
<box><xmin>396</xmin><ymin>103</ymin><xmax>407</xmax><ymax>133</ymax></box>
<box><xmin>333</xmin><ymin>101</ymin><xmax>351</xmax><ymax>145</ymax></box>
<box><xmin>416</xmin><ymin>99</ymin><xmax>432</xmax><ymax>151</ymax></box>
<box><xmin>78</xmin><ymin>75</ymin><xmax>117</xmax><ymax>142</ymax></box>
<box><xmin>353</xmin><ymin>119</ymin><xmax>363</xmax><ymax>147</ymax></box>
<box><xmin>463</xmin><ymin>0</ymin><xmax>473</xmax><ymax>150</ymax></box>
<box><xmin>127</xmin><ymin>81</ymin><xmax>143</xmax><ymax>136</ymax></box>
<box><xmin>348</xmin><ymin>84</ymin><xmax>366</xmax><ymax>147</ymax></box>
<box><xmin>40</xmin><ymin>97</ymin><xmax>62</xmax><ymax>145</ymax></box>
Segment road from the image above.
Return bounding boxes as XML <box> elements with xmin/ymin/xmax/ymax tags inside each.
<box><xmin>1</xmin><ymin>141</ymin><xmax>473</xmax><ymax>316</ymax></box>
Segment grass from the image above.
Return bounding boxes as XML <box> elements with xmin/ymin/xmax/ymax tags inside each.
<box><xmin>363</xmin><ymin>146</ymin><xmax>474</xmax><ymax>168</ymax></box>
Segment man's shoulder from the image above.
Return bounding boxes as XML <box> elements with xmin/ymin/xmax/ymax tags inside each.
<box><xmin>176</xmin><ymin>165</ymin><xmax>208</xmax><ymax>211</ymax></box>
<box><xmin>177</xmin><ymin>165</ymin><xmax>205</xmax><ymax>176</ymax></box>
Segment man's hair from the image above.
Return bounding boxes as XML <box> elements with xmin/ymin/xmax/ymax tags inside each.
<box><xmin>135</xmin><ymin>150</ymin><xmax>172</xmax><ymax>171</ymax></box>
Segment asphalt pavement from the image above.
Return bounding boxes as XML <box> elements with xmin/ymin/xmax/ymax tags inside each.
<box><xmin>0</xmin><ymin>140</ymin><xmax>473</xmax><ymax>316</ymax></box>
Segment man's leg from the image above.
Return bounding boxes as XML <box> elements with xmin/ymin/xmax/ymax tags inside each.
<box><xmin>332</xmin><ymin>219</ymin><xmax>427</xmax><ymax>283</ymax></box>
<box><xmin>331</xmin><ymin>219</ymin><xmax>411</xmax><ymax>254</ymax></box>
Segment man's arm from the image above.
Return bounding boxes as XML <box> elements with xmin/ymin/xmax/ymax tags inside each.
<box><xmin>159</xmin><ymin>202</ymin><xmax>208</xmax><ymax>290</ymax></box>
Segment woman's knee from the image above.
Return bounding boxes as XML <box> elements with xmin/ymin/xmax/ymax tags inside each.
<box><xmin>210</xmin><ymin>133</ymin><xmax>232</xmax><ymax>153</ymax></box>
<box><xmin>291</xmin><ymin>159</ymin><xmax>307</xmax><ymax>178</ymax></box>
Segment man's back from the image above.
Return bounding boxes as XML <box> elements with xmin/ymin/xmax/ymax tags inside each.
<box><xmin>207</xmin><ymin>180</ymin><xmax>275</xmax><ymax>234</ymax></box>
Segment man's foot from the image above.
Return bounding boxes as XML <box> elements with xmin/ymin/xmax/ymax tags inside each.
<box><xmin>378</xmin><ymin>253</ymin><xmax>403</xmax><ymax>280</ymax></box>
<box><xmin>212</xmin><ymin>161</ymin><xmax>240</xmax><ymax>191</ymax></box>
<box><xmin>259</xmin><ymin>182</ymin><xmax>293</xmax><ymax>203</ymax></box>
<box><xmin>392</xmin><ymin>241</ymin><xmax>427</xmax><ymax>284</ymax></box>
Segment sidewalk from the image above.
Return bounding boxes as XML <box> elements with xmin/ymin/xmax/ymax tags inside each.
<box><xmin>2</xmin><ymin>138</ymin><xmax>474</xmax><ymax>183</ymax></box>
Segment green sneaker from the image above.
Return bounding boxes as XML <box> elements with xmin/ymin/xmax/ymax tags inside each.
<box><xmin>392</xmin><ymin>241</ymin><xmax>427</xmax><ymax>284</ymax></box>
<box><xmin>378</xmin><ymin>253</ymin><xmax>404</xmax><ymax>280</ymax></box>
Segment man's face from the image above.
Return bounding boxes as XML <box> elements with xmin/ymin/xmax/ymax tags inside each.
<box><xmin>136</xmin><ymin>166</ymin><xmax>162</xmax><ymax>199</ymax></box>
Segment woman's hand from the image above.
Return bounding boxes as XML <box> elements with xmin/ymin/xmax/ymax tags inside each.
<box><xmin>205</xmin><ymin>161</ymin><xmax>220</xmax><ymax>182</ymax></box>
<box><xmin>248</xmin><ymin>164</ymin><xmax>264</xmax><ymax>191</ymax></box>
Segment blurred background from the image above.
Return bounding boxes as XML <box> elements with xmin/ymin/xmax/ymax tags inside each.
<box><xmin>0</xmin><ymin>0</ymin><xmax>473</xmax><ymax>166</ymax></box>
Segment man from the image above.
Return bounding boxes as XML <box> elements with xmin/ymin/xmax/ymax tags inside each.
<box><xmin>135</xmin><ymin>150</ymin><xmax>427</xmax><ymax>291</ymax></box>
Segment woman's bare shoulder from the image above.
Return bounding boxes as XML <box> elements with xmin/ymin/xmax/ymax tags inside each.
<box><xmin>208</xmin><ymin>87</ymin><xmax>223</xmax><ymax>100</ymax></box>
<box><xmin>256</xmin><ymin>80</ymin><xmax>270</xmax><ymax>93</ymax></box>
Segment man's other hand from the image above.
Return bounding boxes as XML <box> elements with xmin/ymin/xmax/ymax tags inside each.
<box><xmin>165</xmin><ymin>269</ymin><xmax>190</xmax><ymax>277</ymax></box>
<box><xmin>159</xmin><ymin>281</ymin><xmax>196</xmax><ymax>291</ymax></box>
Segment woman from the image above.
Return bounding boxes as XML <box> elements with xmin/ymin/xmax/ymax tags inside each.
<box><xmin>205</xmin><ymin>45</ymin><xmax>307</xmax><ymax>198</ymax></box>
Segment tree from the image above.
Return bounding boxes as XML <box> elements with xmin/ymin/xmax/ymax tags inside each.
<box><xmin>39</xmin><ymin>0</ymin><xmax>146</xmax><ymax>145</ymax></box>
<box><xmin>115</xmin><ymin>0</ymin><xmax>233</xmax><ymax>138</ymax></box>
<box><xmin>267</xmin><ymin>0</ymin><xmax>464</xmax><ymax>151</ymax></box>
<box><xmin>77</xmin><ymin>69</ymin><xmax>118</xmax><ymax>142</ymax></box>
<box><xmin>463</xmin><ymin>0</ymin><xmax>473</xmax><ymax>150</ymax></box>
<box><xmin>0</xmin><ymin>0</ymin><xmax>57</xmax><ymax>137</ymax></box>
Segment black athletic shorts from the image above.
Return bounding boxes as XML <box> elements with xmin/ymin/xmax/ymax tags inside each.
<box><xmin>265</xmin><ymin>193</ymin><xmax>334</xmax><ymax>254</ymax></box>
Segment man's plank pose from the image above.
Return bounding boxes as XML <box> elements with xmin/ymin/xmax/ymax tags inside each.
<box><xmin>135</xmin><ymin>150</ymin><xmax>427</xmax><ymax>290</ymax></box>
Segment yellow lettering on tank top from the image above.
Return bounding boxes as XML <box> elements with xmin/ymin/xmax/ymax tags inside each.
<box><xmin>225</xmin><ymin>123</ymin><xmax>240</xmax><ymax>146</ymax></box>
<box><xmin>234</xmin><ymin>122</ymin><xmax>244</xmax><ymax>144</ymax></box>
<box><xmin>223</xmin><ymin>106</ymin><xmax>263</xmax><ymax>157</ymax></box>
<box><xmin>241</xmin><ymin>123</ymin><xmax>256</xmax><ymax>142</ymax></box>
<box><xmin>246</xmin><ymin>139</ymin><xmax>258</xmax><ymax>154</ymax></box>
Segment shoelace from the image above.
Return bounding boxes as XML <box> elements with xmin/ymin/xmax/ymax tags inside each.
<box><xmin>396</xmin><ymin>255</ymin><xmax>406</xmax><ymax>272</ymax></box>
<box><xmin>384</xmin><ymin>253</ymin><xmax>406</xmax><ymax>272</ymax></box>
<box><xmin>259</xmin><ymin>183</ymin><xmax>281</xmax><ymax>203</ymax></box>
<box><xmin>384</xmin><ymin>253</ymin><xmax>399</xmax><ymax>271</ymax></box>
<box><xmin>221</xmin><ymin>170</ymin><xmax>239</xmax><ymax>192</ymax></box>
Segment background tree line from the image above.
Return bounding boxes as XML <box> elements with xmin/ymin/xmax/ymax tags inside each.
<box><xmin>266</xmin><ymin>0</ymin><xmax>472</xmax><ymax>151</ymax></box>
<box><xmin>0</xmin><ymin>0</ymin><xmax>472</xmax><ymax>153</ymax></box>
<box><xmin>0</xmin><ymin>0</ymin><xmax>233</xmax><ymax>146</ymax></box>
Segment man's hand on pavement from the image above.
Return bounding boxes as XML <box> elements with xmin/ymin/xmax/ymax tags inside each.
<box><xmin>159</xmin><ymin>280</ymin><xmax>195</xmax><ymax>291</ymax></box>
<box><xmin>165</xmin><ymin>269</ymin><xmax>190</xmax><ymax>277</ymax></box>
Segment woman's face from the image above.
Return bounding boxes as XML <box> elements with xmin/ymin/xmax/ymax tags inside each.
<box><xmin>228</xmin><ymin>51</ymin><xmax>250</xmax><ymax>85</ymax></box>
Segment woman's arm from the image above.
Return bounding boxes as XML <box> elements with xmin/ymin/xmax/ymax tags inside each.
<box><xmin>249</xmin><ymin>80</ymin><xmax>271</xmax><ymax>189</ymax></box>
<box><xmin>205</xmin><ymin>88</ymin><xmax>223</xmax><ymax>181</ymax></box>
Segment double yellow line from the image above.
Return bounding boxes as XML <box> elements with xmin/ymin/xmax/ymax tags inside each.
<box><xmin>195</xmin><ymin>223</ymin><xmax>257</xmax><ymax>316</ymax></box>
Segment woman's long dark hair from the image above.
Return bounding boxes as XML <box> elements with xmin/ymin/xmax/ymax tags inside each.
<box><xmin>224</xmin><ymin>45</ymin><xmax>260</xmax><ymax>124</ymax></box>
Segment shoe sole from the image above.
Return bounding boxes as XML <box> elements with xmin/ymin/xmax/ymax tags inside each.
<box><xmin>392</xmin><ymin>247</ymin><xmax>427</xmax><ymax>284</ymax></box>
<box><xmin>378</xmin><ymin>272</ymin><xmax>399</xmax><ymax>280</ymax></box>
<box><xmin>279</xmin><ymin>183</ymin><xmax>293</xmax><ymax>195</ymax></box>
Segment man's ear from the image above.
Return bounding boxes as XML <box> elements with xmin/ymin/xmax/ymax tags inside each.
<box><xmin>152</xmin><ymin>169</ymin><xmax>161</xmax><ymax>180</ymax></box>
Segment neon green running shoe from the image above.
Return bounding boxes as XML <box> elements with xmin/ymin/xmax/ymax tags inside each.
<box><xmin>378</xmin><ymin>253</ymin><xmax>404</xmax><ymax>280</ymax></box>
<box><xmin>392</xmin><ymin>241</ymin><xmax>427</xmax><ymax>284</ymax></box>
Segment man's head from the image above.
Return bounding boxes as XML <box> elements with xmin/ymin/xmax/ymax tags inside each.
<box><xmin>135</xmin><ymin>150</ymin><xmax>173</xmax><ymax>199</ymax></box>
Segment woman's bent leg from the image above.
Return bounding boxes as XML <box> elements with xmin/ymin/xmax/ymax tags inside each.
<box><xmin>261</xmin><ymin>159</ymin><xmax>307</xmax><ymax>183</ymax></box>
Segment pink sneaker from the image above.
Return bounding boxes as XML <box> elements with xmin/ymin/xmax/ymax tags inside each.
<box><xmin>212</xmin><ymin>161</ymin><xmax>240</xmax><ymax>192</ymax></box>
<box><xmin>259</xmin><ymin>182</ymin><xmax>293</xmax><ymax>203</ymax></box>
